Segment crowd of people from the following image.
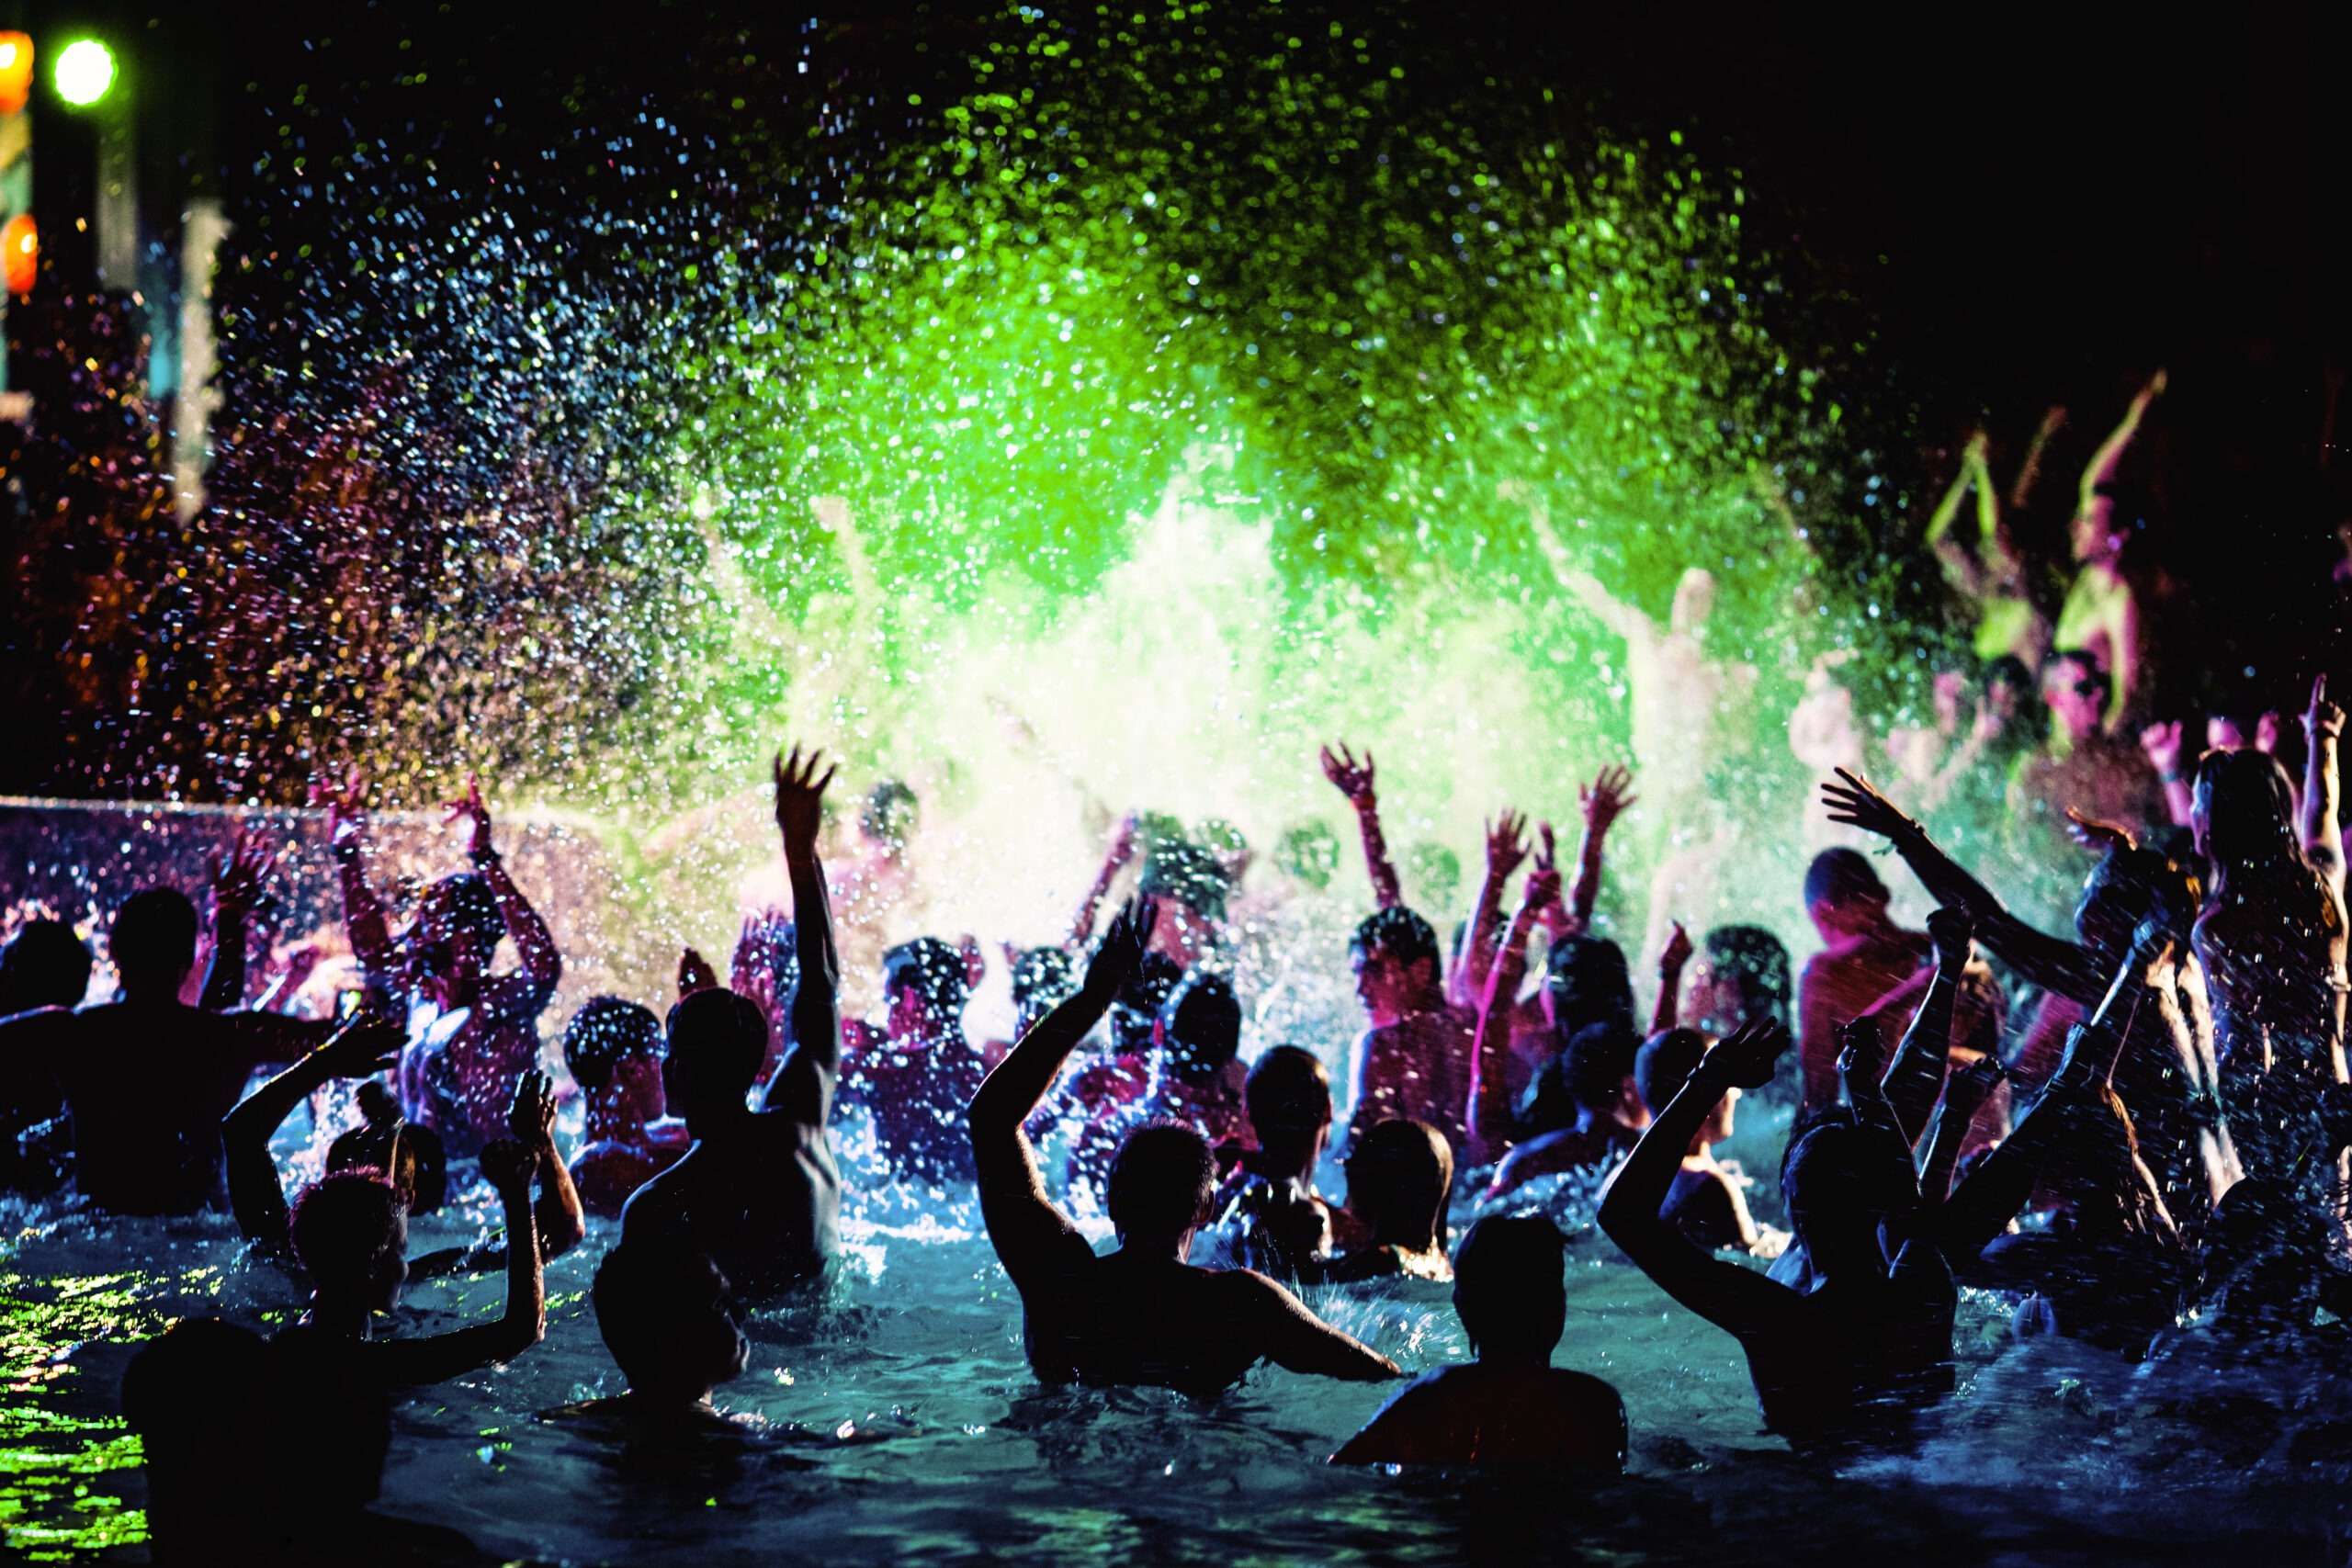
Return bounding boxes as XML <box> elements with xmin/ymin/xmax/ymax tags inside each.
<box><xmin>2</xmin><ymin>374</ymin><xmax>2348</xmax><ymax>1562</ymax></box>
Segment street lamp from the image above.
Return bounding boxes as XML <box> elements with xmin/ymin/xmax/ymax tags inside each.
<box><xmin>52</xmin><ymin>39</ymin><xmax>112</xmax><ymax>107</ymax></box>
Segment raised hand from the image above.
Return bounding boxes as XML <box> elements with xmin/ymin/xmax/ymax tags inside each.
<box><xmin>479</xmin><ymin>1137</ymin><xmax>536</xmax><ymax>1197</ymax></box>
<box><xmin>1521</xmin><ymin>862</ymin><xmax>1563</xmax><ymax>913</ymax></box>
<box><xmin>1835</xmin><ymin>1015</ymin><xmax>1885</xmax><ymax>1088</ymax></box>
<box><xmin>1820</xmin><ymin>767</ymin><xmax>1918</xmax><ymax>842</ymax></box>
<box><xmin>2138</xmin><ymin>720</ymin><xmax>2184</xmax><ymax>779</ymax></box>
<box><xmin>1082</xmin><ymin>894</ymin><xmax>1157</xmax><ymax>998</ymax></box>
<box><xmin>1319</xmin><ymin>741</ymin><xmax>1377</xmax><ymax>806</ymax></box>
<box><xmin>2064</xmin><ymin>806</ymin><xmax>2135</xmax><ymax>854</ymax></box>
<box><xmin>2255</xmin><ymin>711</ymin><xmax>2283</xmax><ymax>755</ymax></box>
<box><xmin>678</xmin><ymin>947</ymin><xmax>719</xmax><ymax>998</ymax></box>
<box><xmin>209</xmin><ymin>825</ymin><xmax>277</xmax><ymax>919</ymax></box>
<box><xmin>507</xmin><ymin>1068</ymin><xmax>558</xmax><ymax>1152</ymax></box>
<box><xmin>313</xmin><ymin>1015</ymin><xmax>403</xmax><ymax>1080</ymax></box>
<box><xmin>2207</xmin><ymin>715</ymin><xmax>2247</xmax><ymax>752</ymax></box>
<box><xmin>1578</xmin><ymin>764</ymin><xmax>1636</xmax><ymax>834</ymax></box>
<box><xmin>1962</xmin><ymin>429</ymin><xmax>1991</xmax><ymax>470</ymax></box>
<box><xmin>2303</xmin><ymin>674</ymin><xmax>2343</xmax><ymax>743</ymax></box>
<box><xmin>442</xmin><ymin>775</ymin><xmax>495</xmax><ymax>861</ymax></box>
<box><xmin>1533</xmin><ymin>820</ymin><xmax>1557</xmax><ymax>874</ymax></box>
<box><xmin>773</xmin><ymin>744</ymin><xmax>838</xmax><ymax>851</ymax></box>
<box><xmin>1658</xmin><ymin>920</ymin><xmax>1693</xmax><ymax>976</ymax></box>
<box><xmin>1694</xmin><ymin>1021</ymin><xmax>1791</xmax><ymax>1092</ymax></box>
<box><xmin>1484</xmin><ymin>808</ymin><xmax>1532</xmax><ymax>880</ymax></box>
<box><xmin>1925</xmin><ymin>908</ymin><xmax>1974</xmax><ymax>973</ymax></box>
<box><xmin>1942</xmin><ymin>1055</ymin><xmax>2006</xmax><ymax>1123</ymax></box>
<box><xmin>310</xmin><ymin>763</ymin><xmax>368</xmax><ymax>850</ymax></box>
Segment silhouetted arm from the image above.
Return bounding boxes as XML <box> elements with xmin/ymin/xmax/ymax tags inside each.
<box><xmin>1880</xmin><ymin>911</ymin><xmax>1972</xmax><ymax>1146</ymax></box>
<box><xmin>1322</xmin><ymin>743</ymin><xmax>1400</xmax><ymax>908</ymax></box>
<box><xmin>1068</xmin><ymin>813</ymin><xmax>1139</xmax><ymax>946</ymax></box>
<box><xmin>222</xmin><ymin>1021</ymin><xmax>401</xmax><ymax>1246</ymax></box>
<box><xmin>1468</xmin><ymin>873</ymin><xmax>1555</xmax><ymax>1154</ymax></box>
<box><xmin>199</xmin><ymin>828</ymin><xmax>275</xmax><ymax>1011</ymax></box>
<box><xmin>2080</xmin><ymin>370</ymin><xmax>2164</xmax><ymax>513</ymax></box>
<box><xmin>505</xmin><ymin>1070</ymin><xmax>585</xmax><ymax>1261</ymax></box>
<box><xmin>1457</xmin><ymin>810</ymin><xmax>1531</xmax><ymax>1008</ymax></box>
<box><xmin>763</xmin><ymin>747</ymin><xmax>842</xmax><ymax>1125</ymax></box>
<box><xmin>1653</xmin><ymin>921</ymin><xmax>1692</xmax><ymax>1034</ymax></box>
<box><xmin>2303</xmin><ymin>678</ymin><xmax>2344</xmax><ymax>894</ymax></box>
<box><xmin>368</xmin><ymin>1139</ymin><xmax>545</xmax><ymax>1383</ymax></box>
<box><xmin>313</xmin><ymin>770</ymin><xmax>399</xmax><ymax>976</ymax></box>
<box><xmin>1234</xmin><ymin>1269</ymin><xmax>1399</xmax><ymax>1380</ymax></box>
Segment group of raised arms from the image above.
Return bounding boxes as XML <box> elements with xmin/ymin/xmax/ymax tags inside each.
<box><xmin>7</xmin><ymin>643</ymin><xmax>2352</xmax><ymax>1555</ymax></box>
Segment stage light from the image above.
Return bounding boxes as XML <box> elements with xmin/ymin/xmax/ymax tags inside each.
<box><xmin>0</xmin><ymin>34</ymin><xmax>32</xmax><ymax>116</ymax></box>
<box><xmin>53</xmin><ymin>39</ymin><xmax>113</xmax><ymax>107</ymax></box>
<box><xmin>4</xmin><ymin>213</ymin><xmax>37</xmax><ymax>294</ymax></box>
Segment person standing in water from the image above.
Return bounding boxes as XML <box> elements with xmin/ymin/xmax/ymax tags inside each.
<box><xmin>2056</xmin><ymin>369</ymin><xmax>2165</xmax><ymax>732</ymax></box>
<box><xmin>315</xmin><ymin>769</ymin><xmax>564</xmax><ymax>1156</ymax></box>
<box><xmin>968</xmin><ymin>894</ymin><xmax>1399</xmax><ymax>1396</ymax></box>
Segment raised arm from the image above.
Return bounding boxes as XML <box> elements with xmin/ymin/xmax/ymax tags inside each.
<box><xmin>1321</xmin><ymin>742</ymin><xmax>1401</xmax><ymax>909</ymax></box>
<box><xmin>2140</xmin><ymin>722</ymin><xmax>2196</xmax><ymax>829</ymax></box>
<box><xmin>200</xmin><ymin>827</ymin><xmax>274</xmax><ymax>1012</ymax></box>
<box><xmin>970</xmin><ymin>897</ymin><xmax>1155</xmax><ymax>1279</ymax></box>
<box><xmin>1918</xmin><ymin>1056</ymin><xmax>2005</xmax><ymax>1205</ymax></box>
<box><xmin>1468</xmin><ymin>866</ymin><xmax>1558</xmax><ymax>1154</ymax></box>
<box><xmin>1822</xmin><ymin>768</ymin><xmax>2101</xmax><ymax>1002</ymax></box>
<box><xmin>1564</xmin><ymin>767</ymin><xmax>1634</xmax><ymax>939</ymax></box>
<box><xmin>1878</xmin><ymin>909</ymin><xmax>1973</xmax><ymax>1146</ymax></box>
<box><xmin>507</xmin><ymin>1070</ymin><xmax>585</xmax><ymax>1260</ymax></box>
<box><xmin>1068</xmin><ymin>812</ymin><xmax>1140</xmax><ymax>946</ymax></box>
<box><xmin>2302</xmin><ymin>677</ymin><xmax>2344</xmax><ymax>893</ymax></box>
<box><xmin>371</xmin><ymin>1138</ymin><xmax>546</xmax><ymax>1384</ymax></box>
<box><xmin>313</xmin><ymin>766</ymin><xmax>398</xmax><ymax>976</ymax></box>
<box><xmin>445</xmin><ymin>778</ymin><xmax>562</xmax><ymax>1004</ymax></box>
<box><xmin>764</xmin><ymin>745</ymin><xmax>842</xmax><ymax>1125</ymax></box>
<box><xmin>1598</xmin><ymin>1024</ymin><xmax>1800</xmax><ymax>1339</ymax></box>
<box><xmin>1455</xmin><ymin>810</ymin><xmax>1531</xmax><ymax>1008</ymax></box>
<box><xmin>1924</xmin><ymin>434</ymin><xmax>1989</xmax><ymax>598</ymax></box>
<box><xmin>2079</xmin><ymin>369</ymin><xmax>2165</xmax><ymax>512</ymax></box>
<box><xmin>222</xmin><ymin>1019</ymin><xmax>401</xmax><ymax>1247</ymax></box>
<box><xmin>1653</xmin><ymin>921</ymin><xmax>1692</xmax><ymax>1034</ymax></box>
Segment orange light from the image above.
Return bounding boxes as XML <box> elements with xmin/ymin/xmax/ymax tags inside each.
<box><xmin>3</xmin><ymin>213</ymin><xmax>37</xmax><ymax>295</ymax></box>
<box><xmin>0</xmin><ymin>33</ymin><xmax>30</xmax><ymax>117</ymax></box>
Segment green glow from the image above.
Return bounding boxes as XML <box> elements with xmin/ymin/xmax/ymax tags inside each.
<box><xmin>51</xmin><ymin>39</ymin><xmax>114</xmax><ymax>107</ymax></box>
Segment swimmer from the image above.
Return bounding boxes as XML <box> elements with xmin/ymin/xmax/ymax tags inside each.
<box><xmin>1333</xmin><ymin>1215</ymin><xmax>1626</xmax><ymax>1469</ymax></box>
<box><xmin>968</xmin><ymin>894</ymin><xmax>1399</xmax><ymax>1395</ymax></box>
<box><xmin>621</xmin><ymin>745</ymin><xmax>845</xmax><ymax>1298</ymax></box>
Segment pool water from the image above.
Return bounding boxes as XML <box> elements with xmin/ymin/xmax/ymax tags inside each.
<box><xmin>8</xmin><ymin>1115</ymin><xmax>2352</xmax><ymax>1566</ymax></box>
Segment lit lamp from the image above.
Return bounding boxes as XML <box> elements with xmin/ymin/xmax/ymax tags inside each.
<box><xmin>2</xmin><ymin>213</ymin><xmax>34</xmax><ymax>294</ymax></box>
<box><xmin>52</xmin><ymin>38</ymin><xmax>112</xmax><ymax>107</ymax></box>
<box><xmin>0</xmin><ymin>33</ymin><xmax>32</xmax><ymax>116</ymax></box>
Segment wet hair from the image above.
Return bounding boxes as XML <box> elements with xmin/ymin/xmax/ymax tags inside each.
<box><xmin>2194</xmin><ymin>747</ymin><xmax>2302</xmax><ymax>873</ymax></box>
<box><xmin>1105</xmin><ymin>1121</ymin><xmax>1218</xmax><ymax>1239</ymax></box>
<box><xmin>1110</xmin><ymin>950</ymin><xmax>1184</xmax><ymax>1055</ymax></box>
<box><xmin>1803</xmin><ymin>847</ymin><xmax>1888</xmax><ymax>911</ymax></box>
<box><xmin>1351</xmin><ymin>906</ymin><xmax>1442</xmax><ymax>978</ymax></box>
<box><xmin>883</xmin><ymin>937</ymin><xmax>970</xmax><ymax>1014</ymax></box>
<box><xmin>1545</xmin><ymin>935</ymin><xmax>1634</xmax><ymax>1042</ymax></box>
<box><xmin>1563</xmin><ymin>1020</ymin><xmax>1641</xmax><ymax>1111</ymax></box>
<box><xmin>593</xmin><ymin>1244</ymin><xmax>742</xmax><ymax>1395</ymax></box>
<box><xmin>664</xmin><ymin>986</ymin><xmax>770</xmax><ymax>1099</ymax></box>
<box><xmin>2074</xmin><ymin>844</ymin><xmax>2202</xmax><ymax>961</ymax></box>
<box><xmin>861</xmin><ymin>779</ymin><xmax>919</xmax><ymax>844</ymax></box>
<box><xmin>1634</xmin><ymin>1028</ymin><xmax>1714</xmax><ymax>1117</ymax></box>
<box><xmin>1246</xmin><ymin>1045</ymin><xmax>1332</xmax><ymax>1142</ymax></box>
<box><xmin>562</xmin><ymin>996</ymin><xmax>664</xmax><ymax>1093</ymax></box>
<box><xmin>424</xmin><ymin>871</ymin><xmax>505</xmax><ymax>955</ymax></box>
<box><xmin>109</xmin><ymin>887</ymin><xmax>199</xmax><ymax>980</ymax></box>
<box><xmin>1159</xmin><ymin>968</ymin><xmax>1241</xmax><ymax>1079</ymax></box>
<box><xmin>1346</xmin><ymin>1118</ymin><xmax>1453</xmax><ymax>1241</ymax></box>
<box><xmin>324</xmin><ymin>1105</ymin><xmax>439</xmax><ymax>1217</ymax></box>
<box><xmin>288</xmin><ymin>1170</ymin><xmax>406</xmax><ymax>1291</ymax></box>
<box><xmin>1274</xmin><ymin>820</ymin><xmax>1341</xmax><ymax>890</ymax></box>
<box><xmin>0</xmin><ymin>919</ymin><xmax>92</xmax><ymax>1010</ymax></box>
<box><xmin>1781</xmin><ymin>1114</ymin><xmax>1914</xmax><ymax>1251</ymax></box>
<box><xmin>1453</xmin><ymin>1214</ymin><xmax>1567</xmax><ymax>1361</ymax></box>
<box><xmin>1699</xmin><ymin>926</ymin><xmax>1790</xmax><ymax>1032</ymax></box>
<box><xmin>1009</xmin><ymin>945</ymin><xmax>1079</xmax><ymax>1032</ymax></box>
<box><xmin>1140</xmin><ymin>838</ymin><xmax>1232</xmax><ymax>922</ymax></box>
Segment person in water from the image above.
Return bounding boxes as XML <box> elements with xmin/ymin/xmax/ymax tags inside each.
<box><xmin>317</xmin><ymin>768</ymin><xmax>564</xmax><ymax>1156</ymax></box>
<box><xmin>841</xmin><ymin>935</ymin><xmax>990</xmax><ymax>1186</ymax></box>
<box><xmin>1202</xmin><ymin>1045</ymin><xmax>1361</xmax><ymax>1280</ymax></box>
<box><xmin>968</xmin><ymin>893</ymin><xmax>1399</xmax><ymax>1395</ymax></box>
<box><xmin>1341</xmin><ymin>905</ymin><xmax>1476</xmax><ymax>1157</ymax></box>
<box><xmin>560</xmin><ymin>995</ymin><xmax>688</xmax><ymax>1218</ymax></box>
<box><xmin>1326</xmin><ymin>1117</ymin><xmax>1455</xmax><ymax>1283</ymax></box>
<box><xmin>0</xmin><ymin>917</ymin><xmax>92</xmax><ymax>1192</ymax></box>
<box><xmin>576</xmin><ymin>1243</ymin><xmax>753</xmax><ymax>1431</ymax></box>
<box><xmin>622</xmin><ymin>745</ymin><xmax>844</xmax><ymax>1298</ymax></box>
<box><xmin>1632</xmin><ymin>1028</ymin><xmax>1787</xmax><ymax>1258</ymax></box>
<box><xmin>1333</xmin><ymin>1214</ymin><xmax>1626</xmax><ymax>1469</ymax></box>
<box><xmin>1133</xmin><ymin>966</ymin><xmax>1250</xmax><ymax>1147</ymax></box>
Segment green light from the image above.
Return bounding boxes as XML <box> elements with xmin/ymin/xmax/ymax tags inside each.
<box><xmin>53</xmin><ymin>39</ymin><xmax>114</xmax><ymax>107</ymax></box>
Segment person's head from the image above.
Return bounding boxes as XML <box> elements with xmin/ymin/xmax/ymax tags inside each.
<box><xmin>1780</xmin><ymin>1111</ymin><xmax>1913</xmax><ymax>1278</ymax></box>
<box><xmin>882</xmin><ymin>937</ymin><xmax>971</xmax><ymax>1035</ymax></box>
<box><xmin>1452</xmin><ymin>1214</ymin><xmax>1566</xmax><ymax>1364</ymax></box>
<box><xmin>1804</xmin><ymin>848</ymin><xmax>1891</xmax><ymax>942</ymax></box>
<box><xmin>2199</xmin><ymin>1177</ymin><xmax>2331</xmax><ymax>1327</ymax></box>
<box><xmin>1110</xmin><ymin>950</ymin><xmax>1184</xmax><ymax>1056</ymax></box>
<box><xmin>1009</xmin><ymin>944</ymin><xmax>1078</xmax><ymax>1038</ymax></box>
<box><xmin>1688</xmin><ymin>926</ymin><xmax>1791</xmax><ymax>1037</ymax></box>
<box><xmin>563</xmin><ymin>996</ymin><xmax>668</xmax><ymax>1124</ymax></box>
<box><xmin>1544</xmin><ymin>935</ymin><xmax>1634</xmax><ymax>1043</ymax></box>
<box><xmin>289</xmin><ymin>1169</ymin><xmax>409</xmax><ymax>1313</ymax></box>
<box><xmin>861</xmin><ymin>779</ymin><xmax>919</xmax><ymax>853</ymax></box>
<box><xmin>2072</xmin><ymin>477</ymin><xmax>2144</xmax><ymax>565</ymax></box>
<box><xmin>2192</xmin><ymin>745</ymin><xmax>2301</xmax><ymax>873</ymax></box>
<box><xmin>592</xmin><ymin>1245</ymin><xmax>750</xmax><ymax>1405</ymax></box>
<box><xmin>1139</xmin><ymin>837</ymin><xmax>1232</xmax><ymax>924</ymax></box>
<box><xmin>1104</xmin><ymin>1121</ymin><xmax>1217</xmax><ymax>1250</ymax></box>
<box><xmin>1404</xmin><ymin>841</ymin><xmax>1461</xmax><ymax>918</ymax></box>
<box><xmin>2071</xmin><ymin>844</ymin><xmax>2200</xmax><ymax>966</ymax></box>
<box><xmin>662</xmin><ymin>986</ymin><xmax>769</xmax><ymax>1128</ymax></box>
<box><xmin>1244</xmin><ymin>1045</ymin><xmax>1332</xmax><ymax>1168</ymax></box>
<box><xmin>329</xmin><ymin>1082</ymin><xmax>447</xmax><ymax>1213</ymax></box>
<box><xmin>2041</xmin><ymin>649</ymin><xmax>2109</xmax><ymax>743</ymax></box>
<box><xmin>0</xmin><ymin>918</ymin><xmax>92</xmax><ymax>1012</ymax></box>
<box><xmin>1669</xmin><ymin>566</ymin><xmax>1717</xmax><ymax>636</ymax></box>
<box><xmin>1350</xmin><ymin>906</ymin><xmax>1443</xmax><ymax>1025</ymax></box>
<box><xmin>1563</xmin><ymin>1019</ymin><xmax>1645</xmax><ymax>1125</ymax></box>
<box><xmin>1342</xmin><ymin>1118</ymin><xmax>1452</xmax><ymax>1249</ymax></box>
<box><xmin>108</xmin><ymin>888</ymin><xmax>199</xmax><ymax>998</ymax></box>
<box><xmin>1156</xmin><ymin>967</ymin><xmax>1240</xmax><ymax>1084</ymax></box>
<box><xmin>412</xmin><ymin>872</ymin><xmax>503</xmax><ymax>981</ymax></box>
<box><xmin>1635</xmin><ymin>1027</ymin><xmax>1733</xmax><ymax>1145</ymax></box>
<box><xmin>1274</xmin><ymin>820</ymin><xmax>1341</xmax><ymax>891</ymax></box>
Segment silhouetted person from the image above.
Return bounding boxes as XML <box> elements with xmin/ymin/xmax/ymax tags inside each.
<box><xmin>1202</xmin><ymin>1045</ymin><xmax>1358</xmax><ymax>1280</ymax></box>
<box><xmin>0</xmin><ymin>918</ymin><xmax>91</xmax><ymax>1190</ymax></box>
<box><xmin>560</xmin><ymin>996</ymin><xmax>686</xmax><ymax>1218</ymax></box>
<box><xmin>575</xmin><ymin>1244</ymin><xmax>753</xmax><ymax>1431</ymax></box>
<box><xmin>969</xmin><ymin>895</ymin><xmax>1399</xmax><ymax>1395</ymax></box>
<box><xmin>1334</xmin><ymin>1215</ymin><xmax>1626</xmax><ymax>1468</ymax></box>
<box><xmin>1327</xmin><ymin>1118</ymin><xmax>1454</xmax><ymax>1283</ymax></box>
